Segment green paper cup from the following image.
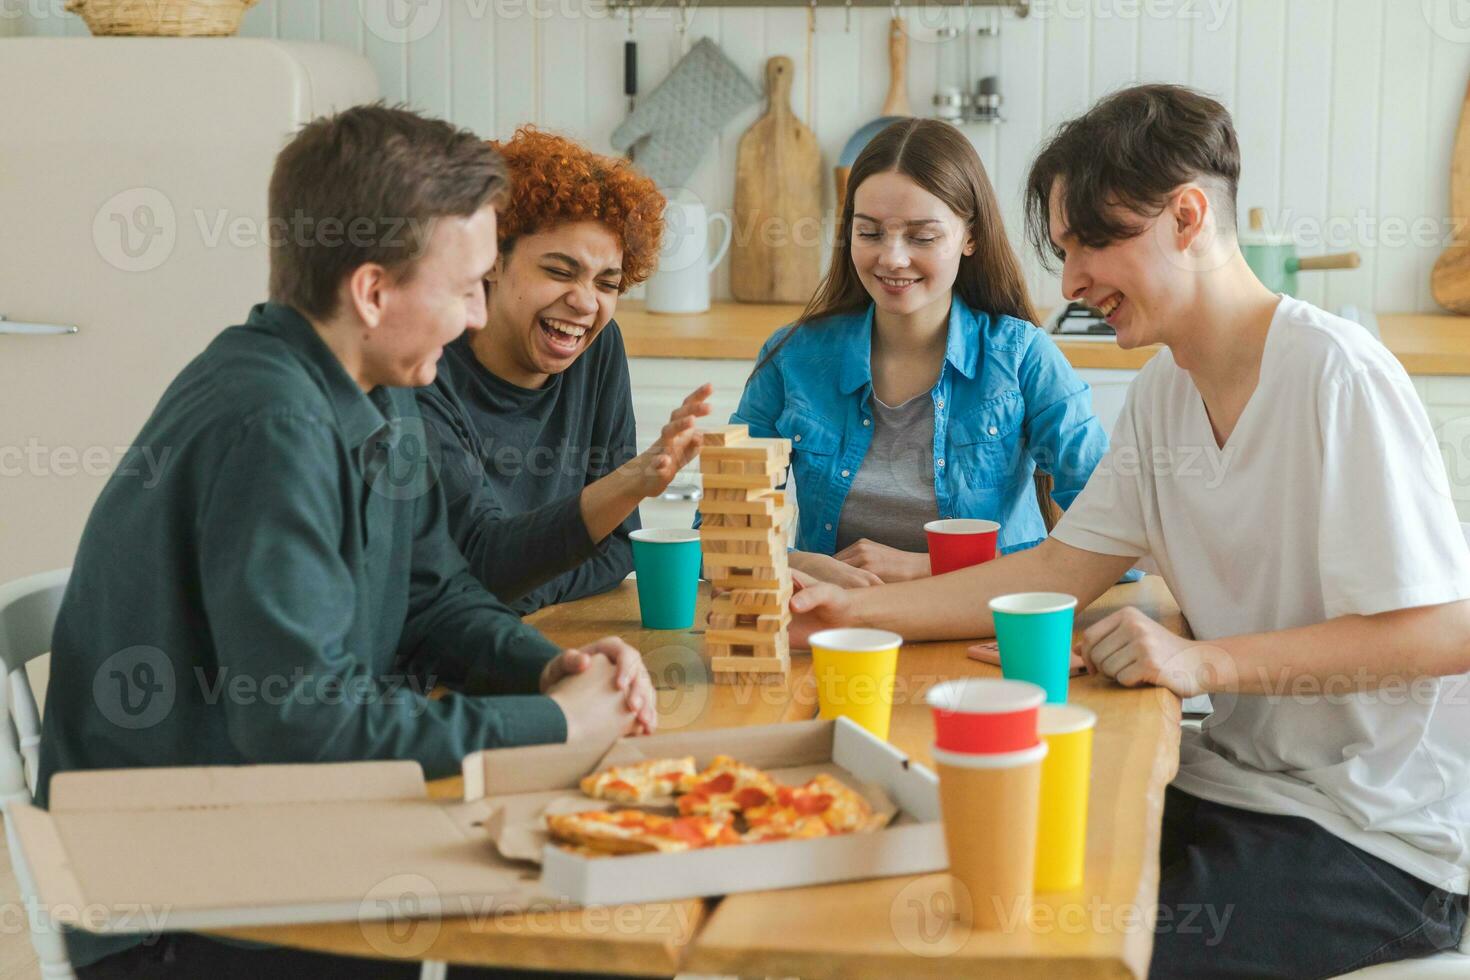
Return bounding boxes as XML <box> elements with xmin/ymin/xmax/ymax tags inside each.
<box><xmin>629</xmin><ymin>528</ymin><xmax>702</xmax><ymax>630</ymax></box>
<box><xmin>989</xmin><ymin>593</ymin><xmax>1079</xmax><ymax>704</ymax></box>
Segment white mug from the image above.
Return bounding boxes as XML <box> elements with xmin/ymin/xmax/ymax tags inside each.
<box><xmin>645</xmin><ymin>196</ymin><xmax>732</xmax><ymax>314</ymax></box>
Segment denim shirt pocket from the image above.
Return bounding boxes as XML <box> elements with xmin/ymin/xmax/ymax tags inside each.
<box><xmin>775</xmin><ymin>405</ymin><xmax>840</xmax><ymax>457</ymax></box>
<box><xmin>949</xmin><ymin>391</ymin><xmax>1026</xmax><ymax>489</ymax></box>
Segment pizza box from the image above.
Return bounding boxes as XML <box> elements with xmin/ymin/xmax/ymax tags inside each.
<box><xmin>463</xmin><ymin>716</ymin><xmax>947</xmax><ymax>906</ymax></box>
<box><xmin>6</xmin><ymin>718</ymin><xmax>943</xmax><ymax>935</ymax></box>
<box><xmin>6</xmin><ymin>758</ymin><xmax>558</xmax><ymax>934</ymax></box>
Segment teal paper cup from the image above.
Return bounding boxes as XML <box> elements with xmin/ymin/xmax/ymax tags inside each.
<box><xmin>629</xmin><ymin>528</ymin><xmax>702</xmax><ymax>630</ymax></box>
<box><xmin>988</xmin><ymin>593</ymin><xmax>1079</xmax><ymax>704</ymax></box>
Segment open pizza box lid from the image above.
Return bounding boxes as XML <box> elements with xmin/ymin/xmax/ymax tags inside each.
<box><xmin>463</xmin><ymin>717</ymin><xmax>946</xmax><ymax>907</ymax></box>
<box><xmin>8</xmin><ymin>718</ymin><xmax>943</xmax><ymax>933</ymax></box>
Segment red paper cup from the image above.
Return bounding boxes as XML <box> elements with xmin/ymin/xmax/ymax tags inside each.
<box><xmin>926</xmin><ymin>678</ymin><xmax>1045</xmax><ymax>754</ymax></box>
<box><xmin>925</xmin><ymin>519</ymin><xmax>1000</xmax><ymax>576</ymax></box>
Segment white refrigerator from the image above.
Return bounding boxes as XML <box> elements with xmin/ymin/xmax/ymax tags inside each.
<box><xmin>0</xmin><ymin>38</ymin><xmax>379</xmax><ymax>584</ymax></box>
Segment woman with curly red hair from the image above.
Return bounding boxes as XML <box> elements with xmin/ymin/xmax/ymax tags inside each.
<box><xmin>418</xmin><ymin>128</ymin><xmax>711</xmax><ymax>613</ymax></box>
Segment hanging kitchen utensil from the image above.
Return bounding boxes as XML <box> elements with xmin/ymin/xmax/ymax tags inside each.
<box><xmin>624</xmin><ymin>3</ymin><xmax>637</xmax><ymax>160</ymax></box>
<box><xmin>609</xmin><ymin>37</ymin><xmax>759</xmax><ymax>191</ymax></box>
<box><xmin>1241</xmin><ymin>208</ymin><xmax>1359</xmax><ymax>296</ymax></box>
<box><xmin>1432</xmin><ymin>74</ymin><xmax>1470</xmax><ymax>312</ymax></box>
<box><xmin>731</xmin><ymin>55</ymin><xmax>823</xmax><ymax>304</ymax></box>
<box><xmin>834</xmin><ymin>17</ymin><xmax>911</xmax><ymax>211</ymax></box>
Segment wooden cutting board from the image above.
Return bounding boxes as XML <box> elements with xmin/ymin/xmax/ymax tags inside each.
<box><xmin>731</xmin><ymin>56</ymin><xmax>822</xmax><ymax>304</ymax></box>
<box><xmin>1432</xmin><ymin>74</ymin><xmax>1470</xmax><ymax>313</ymax></box>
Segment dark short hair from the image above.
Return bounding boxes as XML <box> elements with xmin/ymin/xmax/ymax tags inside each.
<box><xmin>268</xmin><ymin>103</ymin><xmax>509</xmax><ymax>319</ymax></box>
<box><xmin>1024</xmin><ymin>84</ymin><xmax>1240</xmax><ymax>267</ymax></box>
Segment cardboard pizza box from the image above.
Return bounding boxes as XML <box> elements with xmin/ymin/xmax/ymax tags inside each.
<box><xmin>465</xmin><ymin>718</ymin><xmax>946</xmax><ymax>907</ymax></box>
<box><xmin>8</xmin><ymin>719</ymin><xmax>944</xmax><ymax>934</ymax></box>
<box><xmin>6</xmin><ymin>760</ymin><xmax>559</xmax><ymax>933</ymax></box>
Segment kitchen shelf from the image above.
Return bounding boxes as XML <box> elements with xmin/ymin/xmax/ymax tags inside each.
<box><xmin>615</xmin><ymin>301</ymin><xmax>1470</xmax><ymax>375</ymax></box>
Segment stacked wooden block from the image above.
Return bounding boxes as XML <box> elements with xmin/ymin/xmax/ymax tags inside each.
<box><xmin>698</xmin><ymin>424</ymin><xmax>795</xmax><ymax>684</ymax></box>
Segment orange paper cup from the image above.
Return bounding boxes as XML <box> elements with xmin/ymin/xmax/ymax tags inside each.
<box><xmin>933</xmin><ymin>742</ymin><xmax>1047</xmax><ymax>930</ymax></box>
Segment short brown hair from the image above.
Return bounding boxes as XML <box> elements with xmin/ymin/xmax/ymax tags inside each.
<box><xmin>1025</xmin><ymin>84</ymin><xmax>1240</xmax><ymax>267</ymax></box>
<box><xmin>490</xmin><ymin>127</ymin><xmax>664</xmax><ymax>291</ymax></box>
<box><xmin>268</xmin><ymin>103</ymin><xmax>509</xmax><ymax>319</ymax></box>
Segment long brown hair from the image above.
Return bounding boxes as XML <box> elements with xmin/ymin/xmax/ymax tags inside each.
<box><xmin>754</xmin><ymin>118</ymin><xmax>1058</xmax><ymax>529</ymax></box>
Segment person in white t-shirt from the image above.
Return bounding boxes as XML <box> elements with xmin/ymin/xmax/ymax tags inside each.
<box><xmin>786</xmin><ymin>84</ymin><xmax>1470</xmax><ymax>978</ymax></box>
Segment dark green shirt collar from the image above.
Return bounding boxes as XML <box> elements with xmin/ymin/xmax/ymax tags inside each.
<box><xmin>245</xmin><ymin>302</ymin><xmax>388</xmax><ymax>449</ymax></box>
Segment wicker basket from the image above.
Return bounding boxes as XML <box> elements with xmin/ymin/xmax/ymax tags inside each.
<box><xmin>65</xmin><ymin>0</ymin><xmax>259</xmax><ymax>37</ymax></box>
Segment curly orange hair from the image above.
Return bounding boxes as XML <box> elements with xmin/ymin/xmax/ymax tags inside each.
<box><xmin>489</xmin><ymin>127</ymin><xmax>665</xmax><ymax>291</ymax></box>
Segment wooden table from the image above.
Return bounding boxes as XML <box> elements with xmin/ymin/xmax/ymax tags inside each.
<box><xmin>217</xmin><ymin>578</ymin><xmax>1183</xmax><ymax>977</ymax></box>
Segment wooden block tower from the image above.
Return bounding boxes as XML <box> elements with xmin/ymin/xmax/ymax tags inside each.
<box><xmin>698</xmin><ymin>424</ymin><xmax>795</xmax><ymax>684</ymax></box>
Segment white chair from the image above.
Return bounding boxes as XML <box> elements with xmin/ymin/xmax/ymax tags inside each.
<box><xmin>0</xmin><ymin>567</ymin><xmax>74</xmax><ymax>979</ymax></box>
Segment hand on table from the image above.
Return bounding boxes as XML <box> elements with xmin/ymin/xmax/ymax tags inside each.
<box><xmin>833</xmin><ymin>539</ymin><xmax>930</xmax><ymax>583</ymax></box>
<box><xmin>1077</xmin><ymin>607</ymin><xmax>1231</xmax><ymax>699</ymax></box>
<box><xmin>541</xmin><ymin>636</ymin><xmax>658</xmax><ymax>738</ymax></box>
<box><xmin>789</xmin><ymin>551</ymin><xmax>883</xmax><ymax>589</ymax></box>
<box><xmin>786</xmin><ymin>575</ymin><xmax>858</xmax><ymax>649</ymax></box>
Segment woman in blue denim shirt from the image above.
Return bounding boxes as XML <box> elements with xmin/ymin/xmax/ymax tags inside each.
<box><xmin>731</xmin><ymin>119</ymin><xmax>1109</xmax><ymax>586</ymax></box>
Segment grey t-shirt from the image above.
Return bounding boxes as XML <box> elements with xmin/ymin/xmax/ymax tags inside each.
<box><xmin>834</xmin><ymin>391</ymin><xmax>941</xmax><ymax>554</ymax></box>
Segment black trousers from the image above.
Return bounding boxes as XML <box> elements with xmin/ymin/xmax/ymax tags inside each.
<box><xmin>1150</xmin><ymin>786</ymin><xmax>1468</xmax><ymax>979</ymax></box>
<box><xmin>76</xmin><ymin>932</ymin><xmax>663</xmax><ymax>980</ymax></box>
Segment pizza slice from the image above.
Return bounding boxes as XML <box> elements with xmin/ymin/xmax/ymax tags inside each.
<box><xmin>579</xmin><ymin>756</ymin><xmax>697</xmax><ymax>805</ymax></box>
<box><xmin>547</xmin><ymin>809</ymin><xmax>741</xmax><ymax>855</ymax></box>
<box><xmin>743</xmin><ymin>773</ymin><xmax>882</xmax><ymax>839</ymax></box>
<box><xmin>675</xmin><ymin>755</ymin><xmax>779</xmax><ymax>817</ymax></box>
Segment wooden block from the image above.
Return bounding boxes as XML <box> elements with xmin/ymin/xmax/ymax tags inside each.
<box><xmin>702</xmin><ymin>457</ymin><xmax>783</xmax><ymax>478</ymax></box>
<box><xmin>711</xmin><ymin>656</ymin><xmax>789</xmax><ymax>674</ymax></box>
<box><xmin>707</xmin><ymin>613</ymin><xmax>737</xmax><ymax>630</ymax></box>
<box><xmin>705</xmin><ymin>627</ymin><xmax>789</xmax><ymax>648</ymax></box>
<box><xmin>700</xmin><ymin>425</ymin><xmax>748</xmax><ymax>447</ymax></box>
<box><xmin>701</xmin><ymin>513</ymin><xmax>750</xmax><ymax>528</ymax></box>
<box><xmin>698</xmin><ymin>490</ymin><xmax>785</xmax><ymax>515</ymax></box>
<box><xmin>706</xmin><ymin>631</ymin><xmax>790</xmax><ymax>658</ymax></box>
<box><xmin>755</xmin><ymin>612</ymin><xmax>791</xmax><ymax>632</ymax></box>
<box><xmin>701</xmin><ymin>531</ymin><xmax>784</xmax><ymax>558</ymax></box>
<box><xmin>701</xmin><ymin>471</ymin><xmax>783</xmax><ymax>491</ymax></box>
<box><xmin>700</xmin><ymin>523</ymin><xmax>787</xmax><ymax>542</ymax></box>
<box><xmin>710</xmin><ymin>588</ymin><xmax>790</xmax><ymax>616</ymax></box>
<box><xmin>711</xmin><ymin>565</ymin><xmax>792</xmax><ymax>592</ymax></box>
<box><xmin>709</xmin><ymin>567</ymin><xmax>788</xmax><ymax>591</ymax></box>
<box><xmin>700</xmin><ymin>441</ymin><xmax>790</xmax><ymax>463</ymax></box>
<box><xmin>712</xmin><ymin>667</ymin><xmax>787</xmax><ymax>686</ymax></box>
<box><xmin>702</xmin><ymin>539</ymin><xmax>779</xmax><ymax>558</ymax></box>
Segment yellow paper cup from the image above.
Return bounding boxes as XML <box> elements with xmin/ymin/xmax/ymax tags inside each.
<box><xmin>1034</xmin><ymin>704</ymin><xmax>1096</xmax><ymax>892</ymax></box>
<box><xmin>809</xmin><ymin>628</ymin><xmax>902</xmax><ymax>741</ymax></box>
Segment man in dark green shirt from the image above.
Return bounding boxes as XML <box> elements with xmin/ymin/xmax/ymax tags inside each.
<box><xmin>39</xmin><ymin>106</ymin><xmax>656</xmax><ymax>979</ymax></box>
